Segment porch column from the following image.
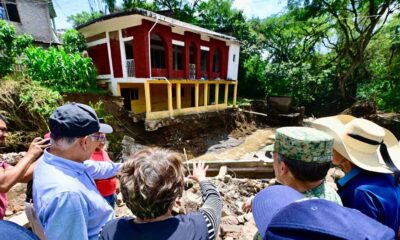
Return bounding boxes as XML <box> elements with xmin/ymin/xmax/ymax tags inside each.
<box><xmin>224</xmin><ymin>83</ymin><xmax>229</xmax><ymax>106</ymax></box>
<box><xmin>177</xmin><ymin>83</ymin><xmax>182</xmax><ymax>110</ymax></box>
<box><xmin>167</xmin><ymin>83</ymin><xmax>173</xmax><ymax>116</ymax></box>
<box><xmin>195</xmin><ymin>83</ymin><xmax>199</xmax><ymax>108</ymax></box>
<box><xmin>144</xmin><ymin>81</ymin><xmax>152</xmax><ymax>113</ymax></box>
<box><xmin>233</xmin><ymin>82</ymin><xmax>238</xmax><ymax>108</ymax></box>
<box><xmin>204</xmin><ymin>83</ymin><xmax>208</xmax><ymax>107</ymax></box>
<box><xmin>215</xmin><ymin>83</ymin><xmax>219</xmax><ymax>105</ymax></box>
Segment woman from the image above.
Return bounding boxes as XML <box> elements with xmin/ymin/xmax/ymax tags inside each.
<box><xmin>100</xmin><ymin>148</ymin><xmax>222</xmax><ymax>240</ymax></box>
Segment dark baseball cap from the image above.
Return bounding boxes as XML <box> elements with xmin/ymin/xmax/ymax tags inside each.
<box><xmin>49</xmin><ymin>103</ymin><xmax>112</xmax><ymax>138</ymax></box>
<box><xmin>252</xmin><ymin>185</ymin><xmax>395</xmax><ymax>240</ymax></box>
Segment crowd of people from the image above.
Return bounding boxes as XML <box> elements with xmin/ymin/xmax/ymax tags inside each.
<box><xmin>0</xmin><ymin>102</ymin><xmax>399</xmax><ymax>240</ymax></box>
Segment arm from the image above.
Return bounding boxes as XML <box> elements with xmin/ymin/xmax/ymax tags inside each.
<box><xmin>40</xmin><ymin>192</ymin><xmax>89</xmax><ymax>240</ymax></box>
<box><xmin>84</xmin><ymin>160</ymin><xmax>122</xmax><ymax>180</ymax></box>
<box><xmin>0</xmin><ymin>138</ymin><xmax>48</xmax><ymax>192</ymax></box>
<box><xmin>19</xmin><ymin>159</ymin><xmax>40</xmax><ymax>183</ymax></box>
<box><xmin>189</xmin><ymin>162</ymin><xmax>223</xmax><ymax>240</ymax></box>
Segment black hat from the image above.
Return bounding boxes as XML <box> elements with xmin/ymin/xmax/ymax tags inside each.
<box><xmin>49</xmin><ymin>103</ymin><xmax>112</xmax><ymax>138</ymax></box>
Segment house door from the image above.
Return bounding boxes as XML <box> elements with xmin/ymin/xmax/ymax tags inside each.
<box><xmin>191</xmin><ymin>87</ymin><xmax>195</xmax><ymax>107</ymax></box>
<box><xmin>121</xmin><ymin>88</ymin><xmax>132</xmax><ymax>111</ymax></box>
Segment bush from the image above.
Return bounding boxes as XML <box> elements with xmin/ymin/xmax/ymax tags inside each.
<box><xmin>0</xmin><ymin>20</ymin><xmax>32</xmax><ymax>78</ymax></box>
<box><xmin>24</xmin><ymin>47</ymin><xmax>98</xmax><ymax>93</ymax></box>
<box><xmin>61</xmin><ymin>29</ymin><xmax>87</xmax><ymax>53</ymax></box>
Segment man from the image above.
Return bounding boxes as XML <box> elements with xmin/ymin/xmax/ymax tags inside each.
<box><xmin>244</xmin><ymin>127</ymin><xmax>342</xmax><ymax>213</ymax></box>
<box><xmin>252</xmin><ymin>185</ymin><xmax>395</xmax><ymax>240</ymax></box>
<box><xmin>91</xmin><ymin>118</ymin><xmax>118</xmax><ymax>208</ymax></box>
<box><xmin>33</xmin><ymin>103</ymin><xmax>121</xmax><ymax>240</ymax></box>
<box><xmin>312</xmin><ymin>115</ymin><xmax>400</xmax><ymax>234</ymax></box>
<box><xmin>0</xmin><ymin>114</ymin><xmax>48</xmax><ymax>219</ymax></box>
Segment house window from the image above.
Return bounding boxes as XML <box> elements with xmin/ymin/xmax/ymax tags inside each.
<box><xmin>213</xmin><ymin>49</ymin><xmax>221</xmax><ymax>73</ymax></box>
<box><xmin>201</xmin><ymin>50</ymin><xmax>208</xmax><ymax>72</ymax></box>
<box><xmin>0</xmin><ymin>0</ymin><xmax>20</xmax><ymax>22</ymax></box>
<box><xmin>233</xmin><ymin>54</ymin><xmax>236</xmax><ymax>62</ymax></box>
<box><xmin>173</xmin><ymin>44</ymin><xmax>183</xmax><ymax>70</ymax></box>
<box><xmin>189</xmin><ymin>43</ymin><xmax>196</xmax><ymax>64</ymax></box>
<box><xmin>151</xmin><ymin>34</ymin><xmax>166</xmax><ymax>69</ymax></box>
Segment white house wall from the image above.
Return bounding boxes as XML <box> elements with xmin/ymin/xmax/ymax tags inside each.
<box><xmin>227</xmin><ymin>44</ymin><xmax>240</xmax><ymax>80</ymax></box>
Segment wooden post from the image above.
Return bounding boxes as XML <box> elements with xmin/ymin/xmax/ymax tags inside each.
<box><xmin>167</xmin><ymin>83</ymin><xmax>173</xmax><ymax>116</ymax></box>
<box><xmin>204</xmin><ymin>83</ymin><xmax>208</xmax><ymax>107</ymax></box>
<box><xmin>224</xmin><ymin>83</ymin><xmax>229</xmax><ymax>106</ymax></box>
<box><xmin>177</xmin><ymin>82</ymin><xmax>181</xmax><ymax>110</ymax></box>
<box><xmin>215</xmin><ymin>83</ymin><xmax>219</xmax><ymax>105</ymax></box>
<box><xmin>144</xmin><ymin>80</ymin><xmax>152</xmax><ymax>113</ymax></box>
<box><xmin>233</xmin><ymin>82</ymin><xmax>238</xmax><ymax>108</ymax></box>
<box><xmin>195</xmin><ymin>83</ymin><xmax>199</xmax><ymax>108</ymax></box>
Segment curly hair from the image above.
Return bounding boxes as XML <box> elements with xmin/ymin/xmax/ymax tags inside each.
<box><xmin>118</xmin><ymin>148</ymin><xmax>185</xmax><ymax>219</ymax></box>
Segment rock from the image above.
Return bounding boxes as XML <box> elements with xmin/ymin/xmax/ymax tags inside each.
<box><xmin>120</xmin><ymin>136</ymin><xmax>146</xmax><ymax>162</ymax></box>
<box><xmin>223</xmin><ymin>175</ymin><xmax>232</xmax><ymax>184</ymax></box>
<box><xmin>0</xmin><ymin>152</ymin><xmax>25</xmax><ymax>166</ymax></box>
<box><xmin>220</xmin><ymin>224</ymin><xmax>242</xmax><ymax>234</ymax></box>
<box><xmin>237</xmin><ymin>215</ymin><xmax>246</xmax><ymax>224</ymax></box>
<box><xmin>5</xmin><ymin>210</ymin><xmax>13</xmax><ymax>217</ymax></box>
<box><xmin>216</xmin><ymin>166</ymin><xmax>228</xmax><ymax>180</ymax></box>
<box><xmin>221</xmin><ymin>216</ymin><xmax>239</xmax><ymax>225</ymax></box>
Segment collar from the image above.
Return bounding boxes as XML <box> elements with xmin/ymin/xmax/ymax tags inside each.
<box><xmin>337</xmin><ymin>167</ymin><xmax>362</xmax><ymax>187</ymax></box>
<box><xmin>43</xmin><ymin>149</ymin><xmax>86</xmax><ymax>174</ymax></box>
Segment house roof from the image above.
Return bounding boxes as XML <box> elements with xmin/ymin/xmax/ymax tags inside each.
<box><xmin>76</xmin><ymin>8</ymin><xmax>239</xmax><ymax>44</ymax></box>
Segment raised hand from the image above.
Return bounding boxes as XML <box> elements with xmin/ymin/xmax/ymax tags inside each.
<box><xmin>188</xmin><ymin>161</ymin><xmax>209</xmax><ymax>183</ymax></box>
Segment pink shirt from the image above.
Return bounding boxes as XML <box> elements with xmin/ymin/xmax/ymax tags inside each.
<box><xmin>0</xmin><ymin>161</ymin><xmax>8</xmax><ymax>219</ymax></box>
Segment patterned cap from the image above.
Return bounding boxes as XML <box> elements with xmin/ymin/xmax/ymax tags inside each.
<box><xmin>268</xmin><ymin>127</ymin><xmax>334</xmax><ymax>162</ymax></box>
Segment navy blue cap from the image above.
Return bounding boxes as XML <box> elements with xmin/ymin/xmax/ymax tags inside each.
<box><xmin>252</xmin><ymin>186</ymin><xmax>395</xmax><ymax>240</ymax></box>
<box><xmin>49</xmin><ymin>103</ymin><xmax>102</xmax><ymax>138</ymax></box>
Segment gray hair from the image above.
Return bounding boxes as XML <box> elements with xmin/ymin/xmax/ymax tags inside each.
<box><xmin>51</xmin><ymin>136</ymin><xmax>78</xmax><ymax>150</ymax></box>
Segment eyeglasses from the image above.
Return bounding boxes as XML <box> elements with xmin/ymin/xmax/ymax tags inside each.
<box><xmin>89</xmin><ymin>133</ymin><xmax>106</xmax><ymax>142</ymax></box>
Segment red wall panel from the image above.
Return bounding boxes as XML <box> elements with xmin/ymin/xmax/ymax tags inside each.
<box><xmin>88</xmin><ymin>44</ymin><xmax>110</xmax><ymax>75</ymax></box>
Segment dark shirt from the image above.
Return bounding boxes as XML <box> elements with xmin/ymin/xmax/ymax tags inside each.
<box><xmin>100</xmin><ymin>181</ymin><xmax>222</xmax><ymax>240</ymax></box>
<box><xmin>338</xmin><ymin>167</ymin><xmax>400</xmax><ymax>234</ymax></box>
<box><xmin>26</xmin><ymin>180</ymin><xmax>33</xmax><ymax>202</ymax></box>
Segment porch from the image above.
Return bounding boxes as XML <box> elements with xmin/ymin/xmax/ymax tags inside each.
<box><xmin>118</xmin><ymin>79</ymin><xmax>238</xmax><ymax>120</ymax></box>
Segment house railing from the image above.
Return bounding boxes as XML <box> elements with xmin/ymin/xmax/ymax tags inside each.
<box><xmin>126</xmin><ymin>59</ymin><xmax>135</xmax><ymax>77</ymax></box>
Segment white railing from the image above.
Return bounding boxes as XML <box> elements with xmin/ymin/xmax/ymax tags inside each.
<box><xmin>126</xmin><ymin>59</ymin><xmax>135</xmax><ymax>77</ymax></box>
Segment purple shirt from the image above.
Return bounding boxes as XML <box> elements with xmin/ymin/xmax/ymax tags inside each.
<box><xmin>0</xmin><ymin>161</ymin><xmax>8</xmax><ymax>219</ymax></box>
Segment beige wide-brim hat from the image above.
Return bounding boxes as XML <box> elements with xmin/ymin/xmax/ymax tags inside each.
<box><xmin>311</xmin><ymin>115</ymin><xmax>400</xmax><ymax>174</ymax></box>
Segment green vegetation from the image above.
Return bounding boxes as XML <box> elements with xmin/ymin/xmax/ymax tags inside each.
<box><xmin>24</xmin><ymin>47</ymin><xmax>97</xmax><ymax>93</ymax></box>
<box><xmin>0</xmin><ymin>20</ymin><xmax>32</xmax><ymax>78</ymax></box>
<box><xmin>67</xmin><ymin>11</ymin><xmax>104</xmax><ymax>28</ymax></box>
<box><xmin>61</xmin><ymin>29</ymin><xmax>87</xmax><ymax>53</ymax></box>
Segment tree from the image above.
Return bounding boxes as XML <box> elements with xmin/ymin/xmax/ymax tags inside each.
<box><xmin>67</xmin><ymin>11</ymin><xmax>104</xmax><ymax>27</ymax></box>
<box><xmin>61</xmin><ymin>29</ymin><xmax>87</xmax><ymax>53</ymax></box>
<box><xmin>0</xmin><ymin>20</ymin><xmax>32</xmax><ymax>78</ymax></box>
<box><xmin>290</xmin><ymin>0</ymin><xmax>399</xmax><ymax>102</ymax></box>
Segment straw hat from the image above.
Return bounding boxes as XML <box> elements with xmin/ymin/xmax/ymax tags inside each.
<box><xmin>311</xmin><ymin>115</ymin><xmax>400</xmax><ymax>174</ymax></box>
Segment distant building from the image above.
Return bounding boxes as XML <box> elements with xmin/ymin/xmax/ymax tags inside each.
<box><xmin>77</xmin><ymin>8</ymin><xmax>240</xmax><ymax>121</ymax></box>
<box><xmin>0</xmin><ymin>0</ymin><xmax>59</xmax><ymax>46</ymax></box>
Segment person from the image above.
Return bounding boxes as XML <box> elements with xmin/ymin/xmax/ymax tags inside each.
<box><xmin>33</xmin><ymin>103</ymin><xmax>122</xmax><ymax>240</ymax></box>
<box><xmin>251</xmin><ymin>185</ymin><xmax>395</xmax><ymax>240</ymax></box>
<box><xmin>100</xmin><ymin>148</ymin><xmax>223</xmax><ymax>240</ymax></box>
<box><xmin>0</xmin><ymin>220</ymin><xmax>40</xmax><ymax>240</ymax></box>
<box><xmin>312</xmin><ymin>115</ymin><xmax>400</xmax><ymax>234</ymax></box>
<box><xmin>91</xmin><ymin>118</ymin><xmax>118</xmax><ymax>208</ymax></box>
<box><xmin>243</xmin><ymin>127</ymin><xmax>342</xmax><ymax>213</ymax></box>
<box><xmin>0</xmin><ymin>114</ymin><xmax>49</xmax><ymax>219</ymax></box>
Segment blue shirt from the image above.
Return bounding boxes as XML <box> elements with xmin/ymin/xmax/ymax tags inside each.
<box><xmin>33</xmin><ymin>150</ymin><xmax>122</xmax><ymax>240</ymax></box>
<box><xmin>100</xmin><ymin>213</ymin><xmax>209</xmax><ymax>240</ymax></box>
<box><xmin>338</xmin><ymin>167</ymin><xmax>400</xmax><ymax>234</ymax></box>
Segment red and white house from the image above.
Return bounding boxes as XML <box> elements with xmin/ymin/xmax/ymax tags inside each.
<box><xmin>78</xmin><ymin>8</ymin><xmax>240</xmax><ymax>121</ymax></box>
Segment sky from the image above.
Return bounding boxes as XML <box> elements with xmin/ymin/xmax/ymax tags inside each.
<box><xmin>53</xmin><ymin>0</ymin><xmax>287</xmax><ymax>30</ymax></box>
